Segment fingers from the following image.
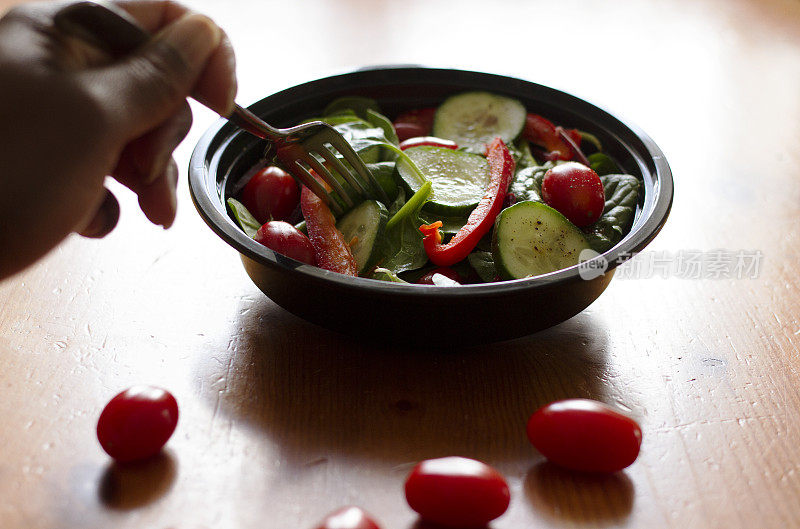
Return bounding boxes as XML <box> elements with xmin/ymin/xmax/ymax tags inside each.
<box><xmin>117</xmin><ymin>101</ymin><xmax>192</xmax><ymax>186</ymax></box>
<box><xmin>113</xmin><ymin>102</ymin><xmax>188</xmax><ymax>228</ymax></box>
<box><xmin>114</xmin><ymin>1</ymin><xmax>237</xmax><ymax>114</ymax></box>
<box><xmin>137</xmin><ymin>158</ymin><xmax>179</xmax><ymax>229</ymax></box>
<box><xmin>79</xmin><ymin>188</ymin><xmax>121</xmax><ymax>238</ymax></box>
<box><xmin>87</xmin><ymin>10</ymin><xmax>225</xmax><ymax>141</ymax></box>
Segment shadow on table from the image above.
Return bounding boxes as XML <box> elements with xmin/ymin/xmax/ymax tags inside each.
<box><xmin>97</xmin><ymin>451</ymin><xmax>177</xmax><ymax>510</ymax></box>
<box><xmin>524</xmin><ymin>461</ymin><xmax>634</xmax><ymax>523</ymax></box>
<box><xmin>197</xmin><ymin>298</ymin><xmax>617</xmax><ymax>466</ymax></box>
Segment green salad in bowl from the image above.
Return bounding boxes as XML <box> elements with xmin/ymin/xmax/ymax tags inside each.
<box><xmin>226</xmin><ymin>91</ymin><xmax>641</xmax><ymax>286</ymax></box>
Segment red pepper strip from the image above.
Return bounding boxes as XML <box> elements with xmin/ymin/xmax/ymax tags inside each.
<box><xmin>522</xmin><ymin>113</ymin><xmax>574</xmax><ymax>161</ymax></box>
<box><xmin>300</xmin><ymin>186</ymin><xmax>358</xmax><ymax>276</ymax></box>
<box><xmin>419</xmin><ymin>138</ymin><xmax>515</xmax><ymax>267</ymax></box>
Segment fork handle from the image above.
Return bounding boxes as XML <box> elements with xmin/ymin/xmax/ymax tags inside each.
<box><xmin>54</xmin><ymin>1</ymin><xmax>282</xmax><ymax>141</ymax></box>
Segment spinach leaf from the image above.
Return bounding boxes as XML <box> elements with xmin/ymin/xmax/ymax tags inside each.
<box><xmin>588</xmin><ymin>153</ymin><xmax>621</xmax><ymax>176</ymax></box>
<box><xmin>227</xmin><ymin>198</ymin><xmax>261</xmax><ymax>238</ymax></box>
<box><xmin>386</xmin><ymin>188</ymin><xmax>406</xmax><ymax>218</ymax></box>
<box><xmin>366</xmin><ymin>108</ymin><xmax>399</xmax><ymax>146</ymax></box>
<box><xmin>584</xmin><ymin>174</ymin><xmax>641</xmax><ymax>253</ymax></box>
<box><xmin>324</xmin><ymin>117</ymin><xmax>387</xmax><ymax>164</ymax></box>
<box><xmin>468</xmin><ymin>251</ymin><xmax>498</xmax><ymax>282</ymax></box>
<box><xmin>366</xmin><ymin>161</ymin><xmax>399</xmax><ymax>202</ymax></box>
<box><xmin>323</xmin><ymin>96</ymin><xmax>381</xmax><ymax>120</ymax></box>
<box><xmin>509</xmin><ymin>161</ymin><xmax>554</xmax><ymax>203</ymax></box>
<box><xmin>418</xmin><ymin>210</ymin><xmax>469</xmax><ymax>235</ymax></box>
<box><xmin>511</xmin><ymin>138</ymin><xmax>539</xmax><ymax>170</ymax></box>
<box><xmin>371</xmin><ymin>267</ymin><xmax>408</xmax><ymax>283</ymax></box>
<box><xmin>377</xmin><ymin>182</ymin><xmax>433</xmax><ymax>274</ymax></box>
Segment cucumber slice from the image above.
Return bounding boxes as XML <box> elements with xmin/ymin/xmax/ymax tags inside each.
<box><xmin>396</xmin><ymin>146</ymin><xmax>490</xmax><ymax>215</ymax></box>
<box><xmin>335</xmin><ymin>200</ymin><xmax>388</xmax><ymax>274</ymax></box>
<box><xmin>492</xmin><ymin>201</ymin><xmax>591</xmax><ymax>279</ymax></box>
<box><xmin>432</xmin><ymin>91</ymin><xmax>527</xmax><ymax>153</ymax></box>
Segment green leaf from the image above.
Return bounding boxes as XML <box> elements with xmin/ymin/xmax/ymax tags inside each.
<box><xmin>371</xmin><ymin>267</ymin><xmax>408</xmax><ymax>283</ymax></box>
<box><xmin>467</xmin><ymin>251</ymin><xmax>498</xmax><ymax>282</ymax></box>
<box><xmin>584</xmin><ymin>174</ymin><xmax>641</xmax><ymax>253</ymax></box>
<box><xmin>366</xmin><ymin>108</ymin><xmax>399</xmax><ymax>146</ymax></box>
<box><xmin>323</xmin><ymin>96</ymin><xmax>381</xmax><ymax>120</ymax></box>
<box><xmin>418</xmin><ymin>210</ymin><xmax>469</xmax><ymax>235</ymax></box>
<box><xmin>588</xmin><ymin>153</ymin><xmax>621</xmax><ymax>176</ymax></box>
<box><xmin>509</xmin><ymin>161</ymin><xmax>554</xmax><ymax>203</ymax></box>
<box><xmin>578</xmin><ymin>130</ymin><xmax>603</xmax><ymax>152</ymax></box>
<box><xmin>366</xmin><ymin>161</ymin><xmax>399</xmax><ymax>203</ymax></box>
<box><xmin>386</xmin><ymin>181</ymin><xmax>432</xmax><ymax>231</ymax></box>
<box><xmin>227</xmin><ymin>198</ymin><xmax>261</xmax><ymax>238</ymax></box>
<box><xmin>511</xmin><ymin>138</ymin><xmax>539</xmax><ymax>170</ymax></box>
<box><xmin>377</xmin><ymin>182</ymin><xmax>433</xmax><ymax>274</ymax></box>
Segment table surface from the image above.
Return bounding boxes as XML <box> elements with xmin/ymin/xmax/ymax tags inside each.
<box><xmin>2</xmin><ymin>0</ymin><xmax>800</xmax><ymax>527</ymax></box>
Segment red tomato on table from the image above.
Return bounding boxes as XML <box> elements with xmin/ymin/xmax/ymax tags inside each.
<box><xmin>97</xmin><ymin>386</ymin><xmax>179</xmax><ymax>462</ymax></box>
<box><xmin>527</xmin><ymin>398</ymin><xmax>642</xmax><ymax>473</ymax></box>
<box><xmin>404</xmin><ymin>456</ymin><xmax>510</xmax><ymax>528</ymax></box>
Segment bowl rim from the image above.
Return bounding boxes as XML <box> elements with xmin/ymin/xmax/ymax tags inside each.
<box><xmin>189</xmin><ymin>66</ymin><xmax>673</xmax><ymax>298</ymax></box>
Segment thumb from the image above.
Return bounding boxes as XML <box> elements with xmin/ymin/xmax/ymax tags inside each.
<box><xmin>92</xmin><ymin>13</ymin><xmax>222</xmax><ymax>140</ymax></box>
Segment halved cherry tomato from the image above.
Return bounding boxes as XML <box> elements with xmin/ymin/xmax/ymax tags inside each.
<box><xmin>541</xmin><ymin>162</ymin><xmax>605</xmax><ymax>227</ymax></box>
<box><xmin>313</xmin><ymin>506</ymin><xmax>382</xmax><ymax>529</ymax></box>
<box><xmin>393</xmin><ymin>107</ymin><xmax>437</xmax><ymax>142</ymax></box>
<box><xmin>527</xmin><ymin>399</ymin><xmax>642</xmax><ymax>473</ymax></box>
<box><xmin>97</xmin><ymin>386</ymin><xmax>179</xmax><ymax>463</ymax></box>
<box><xmin>240</xmin><ymin>166</ymin><xmax>300</xmax><ymax>224</ymax></box>
<box><xmin>254</xmin><ymin>221</ymin><xmax>315</xmax><ymax>265</ymax></box>
<box><xmin>399</xmin><ymin>136</ymin><xmax>458</xmax><ymax>151</ymax></box>
<box><xmin>404</xmin><ymin>456</ymin><xmax>510</xmax><ymax>528</ymax></box>
<box><xmin>417</xmin><ymin>267</ymin><xmax>462</xmax><ymax>285</ymax></box>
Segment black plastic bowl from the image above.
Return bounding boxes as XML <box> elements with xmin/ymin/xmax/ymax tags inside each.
<box><xmin>189</xmin><ymin>67</ymin><xmax>673</xmax><ymax>346</ymax></box>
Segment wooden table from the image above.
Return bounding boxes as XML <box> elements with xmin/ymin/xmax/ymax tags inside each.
<box><xmin>2</xmin><ymin>0</ymin><xmax>799</xmax><ymax>527</ymax></box>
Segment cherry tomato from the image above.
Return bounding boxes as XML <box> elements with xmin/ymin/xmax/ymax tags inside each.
<box><xmin>240</xmin><ymin>166</ymin><xmax>300</xmax><ymax>224</ymax></box>
<box><xmin>97</xmin><ymin>386</ymin><xmax>179</xmax><ymax>463</ymax></box>
<box><xmin>254</xmin><ymin>221</ymin><xmax>316</xmax><ymax>265</ymax></box>
<box><xmin>404</xmin><ymin>456</ymin><xmax>510</xmax><ymax>528</ymax></box>
<box><xmin>313</xmin><ymin>506</ymin><xmax>382</xmax><ymax>529</ymax></box>
<box><xmin>417</xmin><ymin>267</ymin><xmax>462</xmax><ymax>285</ymax></box>
<box><xmin>399</xmin><ymin>136</ymin><xmax>458</xmax><ymax>151</ymax></box>
<box><xmin>526</xmin><ymin>398</ymin><xmax>642</xmax><ymax>473</ymax></box>
<box><xmin>393</xmin><ymin>107</ymin><xmax>437</xmax><ymax>142</ymax></box>
<box><xmin>541</xmin><ymin>162</ymin><xmax>605</xmax><ymax>227</ymax></box>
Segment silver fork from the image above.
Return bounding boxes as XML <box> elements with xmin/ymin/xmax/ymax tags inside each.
<box><xmin>53</xmin><ymin>1</ymin><xmax>386</xmax><ymax>215</ymax></box>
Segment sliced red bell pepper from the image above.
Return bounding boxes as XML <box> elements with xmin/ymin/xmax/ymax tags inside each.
<box><xmin>300</xmin><ymin>186</ymin><xmax>358</xmax><ymax>276</ymax></box>
<box><xmin>522</xmin><ymin>113</ymin><xmax>580</xmax><ymax>161</ymax></box>
<box><xmin>419</xmin><ymin>137</ymin><xmax>515</xmax><ymax>267</ymax></box>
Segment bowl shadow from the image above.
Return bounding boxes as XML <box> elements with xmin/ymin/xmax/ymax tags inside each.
<box><xmin>197</xmin><ymin>297</ymin><xmax>618</xmax><ymax>467</ymax></box>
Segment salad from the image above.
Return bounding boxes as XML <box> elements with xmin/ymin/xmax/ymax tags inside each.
<box><xmin>227</xmin><ymin>92</ymin><xmax>641</xmax><ymax>285</ymax></box>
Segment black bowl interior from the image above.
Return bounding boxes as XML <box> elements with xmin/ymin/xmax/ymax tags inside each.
<box><xmin>189</xmin><ymin>67</ymin><xmax>673</xmax><ymax>345</ymax></box>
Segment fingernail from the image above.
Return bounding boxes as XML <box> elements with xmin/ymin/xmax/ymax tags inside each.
<box><xmin>157</xmin><ymin>13</ymin><xmax>222</xmax><ymax>69</ymax></box>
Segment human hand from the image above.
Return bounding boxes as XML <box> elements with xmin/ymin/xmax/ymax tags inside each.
<box><xmin>0</xmin><ymin>0</ymin><xmax>236</xmax><ymax>279</ymax></box>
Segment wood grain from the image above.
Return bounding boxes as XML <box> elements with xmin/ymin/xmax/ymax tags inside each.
<box><xmin>2</xmin><ymin>0</ymin><xmax>800</xmax><ymax>527</ymax></box>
